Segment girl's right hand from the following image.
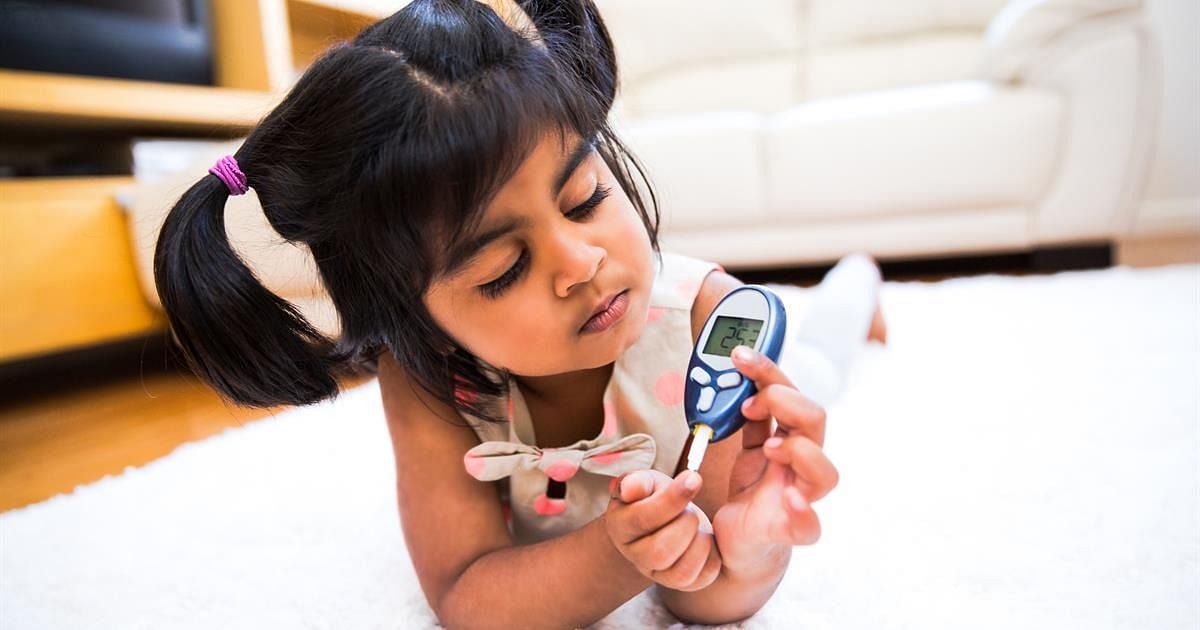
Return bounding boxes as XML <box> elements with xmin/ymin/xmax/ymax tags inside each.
<box><xmin>604</xmin><ymin>469</ymin><xmax>721</xmax><ymax>592</ymax></box>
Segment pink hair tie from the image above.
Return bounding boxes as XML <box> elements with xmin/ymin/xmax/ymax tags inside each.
<box><xmin>209</xmin><ymin>155</ymin><xmax>249</xmax><ymax>196</ymax></box>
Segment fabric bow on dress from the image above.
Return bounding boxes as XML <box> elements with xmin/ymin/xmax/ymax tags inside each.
<box><xmin>463</xmin><ymin>432</ymin><xmax>657</xmax><ymax>482</ymax></box>
<box><xmin>463</xmin><ymin>433</ymin><xmax>657</xmax><ymax>516</ymax></box>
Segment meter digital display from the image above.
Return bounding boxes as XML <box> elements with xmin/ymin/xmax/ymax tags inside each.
<box><xmin>701</xmin><ymin>316</ymin><xmax>763</xmax><ymax>357</ymax></box>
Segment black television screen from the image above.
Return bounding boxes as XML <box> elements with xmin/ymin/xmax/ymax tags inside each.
<box><xmin>41</xmin><ymin>0</ymin><xmax>196</xmax><ymax>25</ymax></box>
<box><xmin>0</xmin><ymin>0</ymin><xmax>214</xmax><ymax>85</ymax></box>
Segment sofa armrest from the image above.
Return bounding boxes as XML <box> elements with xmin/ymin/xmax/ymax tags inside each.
<box><xmin>120</xmin><ymin>145</ymin><xmax>340</xmax><ymax>336</ymax></box>
<box><xmin>982</xmin><ymin>0</ymin><xmax>1143</xmax><ymax>82</ymax></box>
<box><xmin>981</xmin><ymin>0</ymin><xmax>1160</xmax><ymax>243</ymax></box>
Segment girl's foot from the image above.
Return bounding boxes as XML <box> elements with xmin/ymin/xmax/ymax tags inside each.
<box><xmin>867</xmin><ymin>301</ymin><xmax>887</xmax><ymax>345</ymax></box>
<box><xmin>861</xmin><ymin>254</ymin><xmax>886</xmax><ymax>345</ymax></box>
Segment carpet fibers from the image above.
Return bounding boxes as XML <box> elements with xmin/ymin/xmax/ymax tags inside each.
<box><xmin>3</xmin><ymin>265</ymin><xmax>1197</xmax><ymax>629</ymax></box>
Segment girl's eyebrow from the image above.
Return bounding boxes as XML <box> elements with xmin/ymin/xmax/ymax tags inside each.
<box><xmin>439</xmin><ymin>137</ymin><xmax>595</xmax><ymax>280</ymax></box>
<box><xmin>440</xmin><ymin>216</ymin><xmax>531</xmax><ymax>280</ymax></box>
<box><xmin>552</xmin><ymin>137</ymin><xmax>595</xmax><ymax>199</ymax></box>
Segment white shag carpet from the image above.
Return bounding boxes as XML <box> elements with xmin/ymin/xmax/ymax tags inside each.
<box><xmin>2</xmin><ymin>265</ymin><xmax>1198</xmax><ymax>629</ymax></box>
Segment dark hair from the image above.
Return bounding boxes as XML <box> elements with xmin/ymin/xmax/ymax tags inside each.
<box><xmin>153</xmin><ymin>0</ymin><xmax>660</xmax><ymax>422</ymax></box>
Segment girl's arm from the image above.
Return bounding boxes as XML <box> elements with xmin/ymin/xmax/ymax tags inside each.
<box><xmin>379</xmin><ymin>354</ymin><xmax>651</xmax><ymax>629</ymax></box>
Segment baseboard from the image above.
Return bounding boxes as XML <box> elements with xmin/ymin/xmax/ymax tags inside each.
<box><xmin>1117</xmin><ymin>233</ymin><xmax>1200</xmax><ymax>267</ymax></box>
<box><xmin>732</xmin><ymin>244</ymin><xmax>1113</xmax><ymax>285</ymax></box>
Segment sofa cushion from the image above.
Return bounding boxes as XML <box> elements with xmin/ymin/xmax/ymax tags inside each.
<box><xmin>623</xmin><ymin>57</ymin><xmax>800</xmax><ymax>116</ymax></box>
<box><xmin>603</xmin><ymin>0</ymin><xmax>1009</xmax><ymax>112</ymax></box>
<box><xmin>807</xmin><ymin>34</ymin><xmax>987</xmax><ymax>99</ymax></box>
<box><xmin>809</xmin><ymin>0</ymin><xmax>1009</xmax><ymax>46</ymax></box>
<box><xmin>619</xmin><ymin>112</ymin><xmax>768</xmax><ymax>232</ymax></box>
<box><xmin>596</xmin><ymin>0</ymin><xmax>802</xmax><ymax>85</ymax></box>
<box><xmin>764</xmin><ymin>81</ymin><xmax>1062</xmax><ymax>220</ymax></box>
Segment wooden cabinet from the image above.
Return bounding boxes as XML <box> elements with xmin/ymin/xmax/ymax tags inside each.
<box><xmin>0</xmin><ymin>0</ymin><xmax>390</xmax><ymax>362</ymax></box>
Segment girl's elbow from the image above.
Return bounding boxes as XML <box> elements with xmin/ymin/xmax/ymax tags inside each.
<box><xmin>427</xmin><ymin>580</ymin><xmax>488</xmax><ymax>630</ymax></box>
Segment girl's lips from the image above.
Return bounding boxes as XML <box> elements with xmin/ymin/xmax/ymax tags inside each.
<box><xmin>580</xmin><ymin>290</ymin><xmax>630</xmax><ymax>335</ymax></box>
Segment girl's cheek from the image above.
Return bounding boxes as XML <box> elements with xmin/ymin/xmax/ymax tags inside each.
<box><xmin>612</xmin><ymin>203</ymin><xmax>648</xmax><ymax>244</ymax></box>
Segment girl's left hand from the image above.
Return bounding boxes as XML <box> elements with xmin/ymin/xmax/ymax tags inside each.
<box><xmin>711</xmin><ymin>345</ymin><xmax>839</xmax><ymax>572</ymax></box>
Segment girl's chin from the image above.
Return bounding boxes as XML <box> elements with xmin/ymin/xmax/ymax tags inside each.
<box><xmin>602</xmin><ymin>294</ymin><xmax>649</xmax><ymax>354</ymax></box>
<box><xmin>512</xmin><ymin>290</ymin><xmax>652</xmax><ymax>375</ymax></box>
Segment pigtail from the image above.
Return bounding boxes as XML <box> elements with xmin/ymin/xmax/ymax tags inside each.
<box><xmin>153</xmin><ymin>163</ymin><xmax>340</xmax><ymax>408</ymax></box>
<box><xmin>516</xmin><ymin>0</ymin><xmax>618</xmax><ymax>107</ymax></box>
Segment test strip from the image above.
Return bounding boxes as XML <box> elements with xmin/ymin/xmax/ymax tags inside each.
<box><xmin>686</xmin><ymin>424</ymin><xmax>714</xmax><ymax>471</ymax></box>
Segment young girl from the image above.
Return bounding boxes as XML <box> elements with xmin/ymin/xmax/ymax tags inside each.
<box><xmin>154</xmin><ymin>1</ymin><xmax>883</xmax><ymax>626</ymax></box>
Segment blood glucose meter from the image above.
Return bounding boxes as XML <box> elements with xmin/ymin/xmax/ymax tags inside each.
<box><xmin>683</xmin><ymin>285</ymin><xmax>787</xmax><ymax>471</ymax></box>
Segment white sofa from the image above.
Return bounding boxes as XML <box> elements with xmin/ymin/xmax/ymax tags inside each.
<box><xmin>601</xmin><ymin>0</ymin><xmax>1161</xmax><ymax>266</ymax></box>
<box><xmin>122</xmin><ymin>0</ymin><xmax>1162</xmax><ymax>334</ymax></box>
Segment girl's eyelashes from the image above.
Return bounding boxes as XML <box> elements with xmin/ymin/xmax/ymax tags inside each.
<box><xmin>566</xmin><ymin>183</ymin><xmax>611</xmax><ymax>221</ymax></box>
<box><xmin>479</xmin><ymin>248</ymin><xmax>529</xmax><ymax>300</ymax></box>
<box><xmin>476</xmin><ymin>183</ymin><xmax>612</xmax><ymax>300</ymax></box>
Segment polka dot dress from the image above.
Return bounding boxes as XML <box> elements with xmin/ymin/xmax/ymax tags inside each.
<box><xmin>461</xmin><ymin>252</ymin><xmax>720</xmax><ymax>544</ymax></box>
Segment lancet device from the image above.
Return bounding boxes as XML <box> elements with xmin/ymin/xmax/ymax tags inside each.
<box><xmin>683</xmin><ymin>285</ymin><xmax>787</xmax><ymax>472</ymax></box>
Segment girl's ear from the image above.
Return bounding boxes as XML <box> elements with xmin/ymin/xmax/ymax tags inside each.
<box><xmin>153</xmin><ymin>168</ymin><xmax>341</xmax><ymax>408</ymax></box>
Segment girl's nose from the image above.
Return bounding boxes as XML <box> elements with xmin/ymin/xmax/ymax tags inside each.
<box><xmin>553</xmin><ymin>234</ymin><xmax>606</xmax><ymax>298</ymax></box>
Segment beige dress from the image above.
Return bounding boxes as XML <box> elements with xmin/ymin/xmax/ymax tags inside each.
<box><xmin>461</xmin><ymin>252</ymin><xmax>720</xmax><ymax>544</ymax></box>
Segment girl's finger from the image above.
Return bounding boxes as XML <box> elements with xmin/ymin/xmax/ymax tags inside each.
<box><xmin>743</xmin><ymin>384</ymin><xmax>827</xmax><ymax>446</ymax></box>
<box><xmin>653</xmin><ymin>526</ymin><xmax>712</xmax><ymax>589</ymax></box>
<box><xmin>763</xmin><ymin>435</ymin><xmax>839</xmax><ymax>502</ymax></box>
<box><xmin>689</xmin><ymin>541</ymin><xmax>723</xmax><ymax>591</ymax></box>
<box><xmin>611</xmin><ymin>471</ymin><xmax>702</xmax><ymax>544</ymax></box>
<box><xmin>732</xmin><ymin>346</ymin><xmax>795</xmax><ymax>449</ymax></box>
<box><xmin>628</xmin><ymin>506</ymin><xmax>700</xmax><ymax>571</ymax></box>
<box><xmin>739</xmin><ymin>401</ymin><xmax>774</xmax><ymax>449</ymax></box>
<box><xmin>617</xmin><ymin>470</ymin><xmax>661</xmax><ymax>503</ymax></box>
<box><xmin>731</xmin><ymin>345</ymin><xmax>795</xmax><ymax>391</ymax></box>
<box><xmin>783</xmin><ymin>486</ymin><xmax>822</xmax><ymax>545</ymax></box>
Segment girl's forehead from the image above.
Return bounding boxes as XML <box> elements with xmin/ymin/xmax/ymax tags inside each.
<box><xmin>498</xmin><ymin>132</ymin><xmax>591</xmax><ymax>194</ymax></box>
<box><xmin>435</xmin><ymin>133</ymin><xmax>595</xmax><ymax>279</ymax></box>
<box><xmin>478</xmin><ymin>134</ymin><xmax>596</xmax><ymax>232</ymax></box>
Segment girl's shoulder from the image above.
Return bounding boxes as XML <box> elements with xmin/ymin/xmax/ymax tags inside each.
<box><xmin>649</xmin><ymin>252</ymin><xmax>725</xmax><ymax>312</ymax></box>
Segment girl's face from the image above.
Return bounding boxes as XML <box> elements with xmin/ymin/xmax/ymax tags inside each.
<box><xmin>424</xmin><ymin>133</ymin><xmax>656</xmax><ymax>377</ymax></box>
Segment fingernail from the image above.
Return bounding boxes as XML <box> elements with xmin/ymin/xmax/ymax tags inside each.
<box><xmin>765</xmin><ymin>437</ymin><xmax>783</xmax><ymax>449</ymax></box>
<box><xmin>683</xmin><ymin>471</ymin><xmax>700</xmax><ymax>492</ymax></box>
<box><xmin>732</xmin><ymin>346</ymin><xmax>755</xmax><ymax>363</ymax></box>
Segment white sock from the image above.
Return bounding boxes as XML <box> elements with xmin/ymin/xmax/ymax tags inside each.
<box><xmin>778</xmin><ymin>253</ymin><xmax>881</xmax><ymax>408</ymax></box>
